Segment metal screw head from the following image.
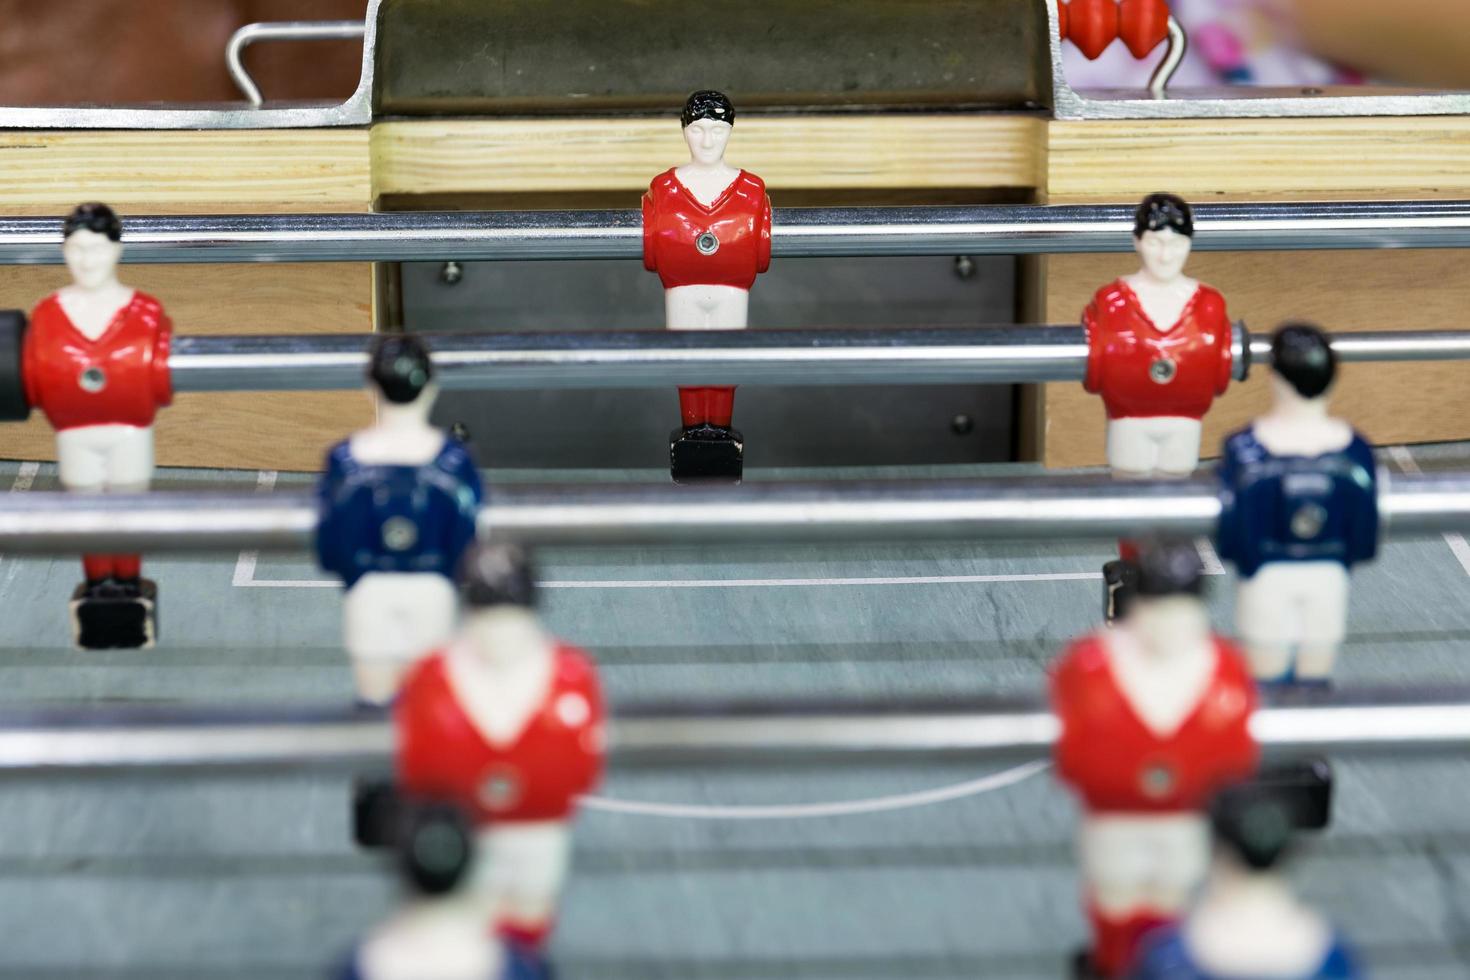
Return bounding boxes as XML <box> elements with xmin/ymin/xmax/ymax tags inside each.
<box><xmin>951</xmin><ymin>414</ymin><xmax>975</xmax><ymax>435</ymax></box>
<box><xmin>439</xmin><ymin>261</ymin><xmax>464</xmax><ymax>286</ymax></box>
<box><xmin>953</xmin><ymin>255</ymin><xmax>977</xmax><ymax>280</ymax></box>
<box><xmin>450</xmin><ymin>422</ymin><xmax>471</xmax><ymax>444</ymax></box>
<box><xmin>79</xmin><ymin>366</ymin><xmax>107</xmax><ymax>392</ymax></box>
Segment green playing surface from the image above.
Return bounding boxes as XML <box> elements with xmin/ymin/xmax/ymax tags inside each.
<box><xmin>0</xmin><ymin>445</ymin><xmax>1466</xmax><ymax>979</ymax></box>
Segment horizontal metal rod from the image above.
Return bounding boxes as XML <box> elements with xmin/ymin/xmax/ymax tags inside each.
<box><xmin>0</xmin><ymin>469</ymin><xmax>1460</xmax><ymax>552</ymax></box>
<box><xmin>0</xmin><ymin>689</ymin><xmax>1463</xmax><ymax>775</ymax></box>
<box><xmin>170</xmin><ymin>326</ymin><xmax>1095</xmax><ymax>391</ymax></box>
<box><xmin>2</xmin><ymin>200</ymin><xmax>1469</xmax><ymax>265</ymax></box>
<box><xmin>168</xmin><ymin>326</ymin><xmax>1470</xmax><ymax>393</ymax></box>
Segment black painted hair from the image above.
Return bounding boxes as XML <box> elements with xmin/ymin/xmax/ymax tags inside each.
<box><xmin>398</xmin><ymin>802</ymin><xmax>473</xmax><ymax>897</ymax></box>
<box><xmin>1210</xmin><ymin>782</ymin><xmax>1296</xmax><ymax>872</ymax></box>
<box><xmin>63</xmin><ymin>202</ymin><xmax>122</xmax><ymax>242</ymax></box>
<box><xmin>1133</xmin><ymin>193</ymin><xmax>1194</xmax><ymax>239</ymax></box>
<box><xmin>1270</xmin><ymin>322</ymin><xmax>1337</xmax><ymax>400</ymax></box>
<box><xmin>682</xmin><ymin>90</ymin><xmax>735</xmax><ymax>129</ymax></box>
<box><xmin>1133</xmin><ymin>537</ymin><xmax>1205</xmax><ymax>598</ymax></box>
<box><xmin>367</xmin><ymin>334</ymin><xmax>434</xmax><ymax>405</ymax></box>
<box><xmin>458</xmin><ymin>542</ymin><xmax>537</xmax><ymax>610</ymax></box>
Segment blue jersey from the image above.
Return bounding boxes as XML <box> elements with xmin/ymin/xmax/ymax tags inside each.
<box><xmin>1215</xmin><ymin>427</ymin><xmax>1378</xmax><ymax>579</ymax></box>
<box><xmin>337</xmin><ymin>942</ymin><xmax>529</xmax><ymax>980</ymax></box>
<box><xmin>1131</xmin><ymin>926</ymin><xmax>1361</xmax><ymax>979</ymax></box>
<box><xmin>315</xmin><ymin>437</ymin><xmax>484</xmax><ymax>589</ymax></box>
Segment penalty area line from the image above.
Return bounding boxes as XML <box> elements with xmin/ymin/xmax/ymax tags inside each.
<box><xmin>577</xmin><ymin>759</ymin><xmax>1051</xmax><ymax>820</ymax></box>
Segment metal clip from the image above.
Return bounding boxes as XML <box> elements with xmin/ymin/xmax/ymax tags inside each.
<box><xmin>226</xmin><ymin>20</ymin><xmax>368</xmax><ymax>108</ymax></box>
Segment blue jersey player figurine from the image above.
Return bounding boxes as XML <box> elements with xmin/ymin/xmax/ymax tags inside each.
<box><xmin>339</xmin><ymin>804</ymin><xmax>525</xmax><ymax>980</ymax></box>
<box><xmin>316</xmin><ymin>335</ymin><xmax>484</xmax><ymax>706</ymax></box>
<box><xmin>1130</xmin><ymin>782</ymin><xmax>1362</xmax><ymax>980</ymax></box>
<box><xmin>1215</xmin><ymin>323</ymin><xmax>1378</xmax><ymax>687</ymax></box>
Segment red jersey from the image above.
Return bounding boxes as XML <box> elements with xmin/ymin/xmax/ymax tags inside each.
<box><xmin>642</xmin><ymin>168</ymin><xmax>772</xmax><ymax>291</ymax></box>
<box><xmin>1050</xmin><ymin>634</ymin><xmax>1257</xmax><ymax>813</ymax></box>
<box><xmin>1082</xmin><ymin>280</ymin><xmax>1233</xmax><ymax>420</ymax></box>
<box><xmin>22</xmin><ymin>291</ymin><xmax>173</xmax><ymax>431</ymax></box>
<box><xmin>394</xmin><ymin>644</ymin><xmax>605</xmax><ymax>824</ymax></box>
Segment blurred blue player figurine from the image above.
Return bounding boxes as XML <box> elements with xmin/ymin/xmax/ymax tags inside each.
<box><xmin>1131</xmin><ymin>781</ymin><xmax>1362</xmax><ymax>979</ymax></box>
<box><xmin>1215</xmin><ymin>323</ymin><xmax>1378</xmax><ymax>686</ymax></box>
<box><xmin>316</xmin><ymin>335</ymin><xmax>484</xmax><ymax>707</ymax></box>
<box><xmin>340</xmin><ymin>804</ymin><xmax>533</xmax><ymax>980</ymax></box>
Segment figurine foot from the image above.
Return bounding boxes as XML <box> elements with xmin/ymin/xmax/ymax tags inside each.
<box><xmin>1070</xmin><ymin>948</ymin><xmax>1104</xmax><ymax>980</ymax></box>
<box><xmin>1102</xmin><ymin>560</ymin><xmax>1138</xmax><ymax>625</ymax></box>
<box><xmin>505</xmin><ymin>944</ymin><xmax>556</xmax><ymax>980</ymax></box>
<box><xmin>353</xmin><ymin>777</ymin><xmax>402</xmax><ymax>849</ymax></box>
<box><xmin>670</xmin><ymin>424</ymin><xmax>743</xmax><ymax>484</ymax></box>
<box><xmin>70</xmin><ymin>578</ymin><xmax>156</xmax><ymax>649</ymax></box>
<box><xmin>1256</xmin><ymin>757</ymin><xmax>1334</xmax><ymax>831</ymax></box>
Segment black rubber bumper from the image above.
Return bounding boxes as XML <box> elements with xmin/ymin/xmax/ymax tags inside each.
<box><xmin>0</xmin><ymin>310</ymin><xmax>29</xmax><ymax>421</ymax></box>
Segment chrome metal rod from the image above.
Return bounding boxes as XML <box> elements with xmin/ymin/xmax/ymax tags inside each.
<box><xmin>0</xmin><ymin>470</ymin><xmax>1465</xmax><ymax>552</ymax></box>
<box><xmin>0</xmin><ymin>690</ymin><xmax>1461</xmax><ymax>775</ymax></box>
<box><xmin>169</xmin><ymin>327</ymin><xmax>1094</xmax><ymax>391</ymax></box>
<box><xmin>1246</xmin><ymin>331</ymin><xmax>1470</xmax><ymax>368</ymax></box>
<box><xmin>2</xmin><ymin>201</ymin><xmax>1469</xmax><ymax>265</ymax></box>
<box><xmin>0</xmin><ymin>477</ymin><xmax>1221</xmax><ymax>553</ymax></box>
<box><xmin>167</xmin><ymin>326</ymin><xmax>1470</xmax><ymax>393</ymax></box>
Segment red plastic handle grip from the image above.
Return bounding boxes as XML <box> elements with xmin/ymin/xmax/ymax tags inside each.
<box><xmin>1057</xmin><ymin>0</ymin><xmax>1171</xmax><ymax>60</ymax></box>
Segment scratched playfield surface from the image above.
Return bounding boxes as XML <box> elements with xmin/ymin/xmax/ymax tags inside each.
<box><xmin>0</xmin><ymin>445</ymin><xmax>1466</xmax><ymax>980</ymax></box>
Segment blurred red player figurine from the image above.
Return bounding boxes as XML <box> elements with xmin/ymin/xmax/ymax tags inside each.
<box><xmin>22</xmin><ymin>203</ymin><xmax>172</xmax><ymax>649</ymax></box>
<box><xmin>395</xmin><ymin>543</ymin><xmax>605</xmax><ymax>980</ymax></box>
<box><xmin>1083</xmin><ymin>194</ymin><xmax>1234</xmax><ymax>621</ymax></box>
<box><xmin>643</xmin><ymin>89</ymin><xmax>772</xmax><ymax>483</ymax></box>
<box><xmin>1130</xmin><ymin>782</ymin><xmax>1363</xmax><ymax>979</ymax></box>
<box><xmin>1050</xmin><ymin>539</ymin><xmax>1258</xmax><ymax>979</ymax></box>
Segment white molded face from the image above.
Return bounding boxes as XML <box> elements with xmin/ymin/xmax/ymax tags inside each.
<box><xmin>1128</xmin><ymin>593</ymin><xmax>1210</xmax><ymax>655</ymax></box>
<box><xmin>62</xmin><ymin>228</ymin><xmax>123</xmax><ymax>291</ymax></box>
<box><xmin>683</xmin><ymin>118</ymin><xmax>733</xmax><ymax>166</ymax></box>
<box><xmin>1134</xmin><ymin>228</ymin><xmax>1193</xmax><ymax>283</ymax></box>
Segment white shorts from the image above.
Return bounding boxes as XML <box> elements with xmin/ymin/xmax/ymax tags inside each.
<box><xmin>56</xmin><ymin>424</ymin><xmax>154</xmax><ymax>491</ymax></box>
<box><xmin>665</xmin><ymin>284</ymin><xmax>749</xmax><ymax>331</ymax></box>
<box><xmin>1236</xmin><ymin>561</ymin><xmax>1350</xmax><ymax>665</ymax></box>
<box><xmin>1079</xmin><ymin>812</ymin><xmax>1209</xmax><ymax>915</ymax></box>
<box><xmin>1106</xmin><ymin>416</ymin><xmax>1202</xmax><ymax>477</ymax></box>
<box><xmin>343</xmin><ymin>573</ymin><xmax>457</xmax><ymax>703</ymax></box>
<box><xmin>468</xmin><ymin>821</ymin><xmax>573</xmax><ymax>925</ymax></box>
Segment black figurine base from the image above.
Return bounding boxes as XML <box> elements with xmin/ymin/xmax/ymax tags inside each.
<box><xmin>69</xmin><ymin>579</ymin><xmax>157</xmax><ymax>650</ymax></box>
<box><xmin>1257</xmin><ymin>757</ymin><xmax>1335</xmax><ymax>831</ymax></box>
<box><xmin>1101</xmin><ymin>559</ymin><xmax>1138</xmax><ymax>625</ymax></box>
<box><xmin>353</xmin><ymin>777</ymin><xmax>403</xmax><ymax>849</ymax></box>
<box><xmin>1070</xmin><ymin>948</ymin><xmax>1103</xmax><ymax>980</ymax></box>
<box><xmin>670</xmin><ymin>424</ymin><xmax>744</xmax><ymax>484</ymax></box>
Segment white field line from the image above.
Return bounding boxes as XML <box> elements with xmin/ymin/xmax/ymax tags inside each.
<box><xmin>1386</xmin><ymin>446</ymin><xmax>1470</xmax><ymax>578</ymax></box>
<box><xmin>231</xmin><ymin>470</ymin><xmax>278</xmax><ymax>587</ymax></box>
<box><xmin>578</xmin><ymin>760</ymin><xmax>1051</xmax><ymax>820</ymax></box>
<box><xmin>235</xmin><ymin>473</ymin><xmax>1228</xmax><ymax>590</ymax></box>
<box><xmin>0</xmin><ymin>462</ymin><xmax>42</xmax><ymax>573</ymax></box>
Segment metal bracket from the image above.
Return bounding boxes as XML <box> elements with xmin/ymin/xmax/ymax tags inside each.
<box><xmin>1047</xmin><ymin>0</ymin><xmax>1470</xmax><ymax>120</ymax></box>
<box><xmin>0</xmin><ymin>0</ymin><xmax>381</xmax><ymax>129</ymax></box>
<box><xmin>225</xmin><ymin>20</ymin><xmax>368</xmax><ymax>108</ymax></box>
<box><xmin>1148</xmin><ymin>16</ymin><xmax>1187</xmax><ymax>99</ymax></box>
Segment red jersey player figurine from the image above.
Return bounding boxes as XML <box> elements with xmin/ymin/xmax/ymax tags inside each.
<box><xmin>395</xmin><ymin>543</ymin><xmax>605</xmax><ymax>980</ymax></box>
<box><xmin>22</xmin><ymin>203</ymin><xmax>173</xmax><ymax>649</ymax></box>
<box><xmin>1084</xmin><ymin>194</ymin><xmax>1234</xmax><ymax>622</ymax></box>
<box><xmin>643</xmin><ymin>90</ymin><xmax>772</xmax><ymax>484</ymax></box>
<box><xmin>1050</xmin><ymin>539</ymin><xmax>1258</xmax><ymax>979</ymax></box>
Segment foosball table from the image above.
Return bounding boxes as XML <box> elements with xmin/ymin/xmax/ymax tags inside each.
<box><xmin>0</xmin><ymin>2</ymin><xmax>1467</xmax><ymax>977</ymax></box>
